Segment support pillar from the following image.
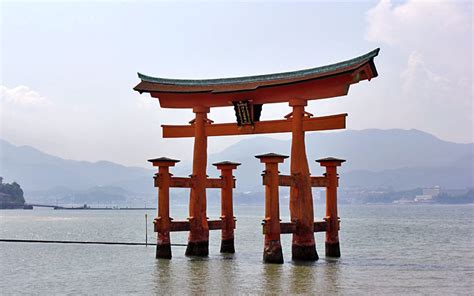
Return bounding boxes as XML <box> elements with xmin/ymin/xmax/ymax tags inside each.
<box><xmin>186</xmin><ymin>106</ymin><xmax>210</xmax><ymax>256</ymax></box>
<box><xmin>213</xmin><ymin>161</ymin><xmax>241</xmax><ymax>253</ymax></box>
<box><xmin>148</xmin><ymin>157</ymin><xmax>180</xmax><ymax>259</ymax></box>
<box><xmin>289</xmin><ymin>99</ymin><xmax>318</xmax><ymax>261</ymax></box>
<box><xmin>316</xmin><ymin>157</ymin><xmax>345</xmax><ymax>258</ymax></box>
<box><xmin>256</xmin><ymin>153</ymin><xmax>288</xmax><ymax>264</ymax></box>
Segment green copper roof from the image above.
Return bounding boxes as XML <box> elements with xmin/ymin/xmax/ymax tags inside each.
<box><xmin>138</xmin><ymin>48</ymin><xmax>379</xmax><ymax>86</ymax></box>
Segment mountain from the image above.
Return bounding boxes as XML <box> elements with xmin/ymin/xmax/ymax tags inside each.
<box><xmin>1</xmin><ymin>129</ymin><xmax>472</xmax><ymax>203</ymax></box>
<box><xmin>0</xmin><ymin>139</ymin><xmax>153</xmax><ymax>195</ymax></box>
<box><xmin>208</xmin><ymin>129</ymin><xmax>473</xmax><ymax>171</ymax></box>
<box><xmin>207</xmin><ymin>129</ymin><xmax>473</xmax><ymax>191</ymax></box>
<box><xmin>343</xmin><ymin>154</ymin><xmax>474</xmax><ymax>190</ymax></box>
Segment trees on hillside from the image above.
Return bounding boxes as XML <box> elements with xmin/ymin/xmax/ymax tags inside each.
<box><xmin>0</xmin><ymin>177</ymin><xmax>26</xmax><ymax>208</ymax></box>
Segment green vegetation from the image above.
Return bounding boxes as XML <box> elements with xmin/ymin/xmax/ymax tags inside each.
<box><xmin>0</xmin><ymin>177</ymin><xmax>26</xmax><ymax>208</ymax></box>
<box><xmin>434</xmin><ymin>189</ymin><xmax>474</xmax><ymax>204</ymax></box>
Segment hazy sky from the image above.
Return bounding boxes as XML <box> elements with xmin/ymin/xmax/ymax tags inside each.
<box><xmin>1</xmin><ymin>0</ymin><xmax>472</xmax><ymax>167</ymax></box>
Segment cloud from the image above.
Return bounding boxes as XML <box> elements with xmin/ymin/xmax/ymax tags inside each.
<box><xmin>135</xmin><ymin>95</ymin><xmax>159</xmax><ymax>110</ymax></box>
<box><xmin>400</xmin><ymin>51</ymin><xmax>449</xmax><ymax>96</ymax></box>
<box><xmin>365</xmin><ymin>0</ymin><xmax>473</xmax><ymax>141</ymax></box>
<box><xmin>0</xmin><ymin>85</ymin><xmax>53</xmax><ymax>107</ymax></box>
<box><xmin>366</xmin><ymin>0</ymin><xmax>472</xmax><ymax>86</ymax></box>
<box><xmin>366</xmin><ymin>0</ymin><xmax>471</xmax><ymax>51</ymax></box>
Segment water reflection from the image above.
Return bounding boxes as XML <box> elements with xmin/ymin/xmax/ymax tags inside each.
<box><xmin>262</xmin><ymin>263</ymin><xmax>284</xmax><ymax>293</ymax></box>
<box><xmin>152</xmin><ymin>253</ymin><xmax>242</xmax><ymax>295</ymax></box>
<box><xmin>320</xmin><ymin>258</ymin><xmax>342</xmax><ymax>294</ymax></box>
<box><xmin>289</xmin><ymin>261</ymin><xmax>317</xmax><ymax>294</ymax></box>
<box><xmin>215</xmin><ymin>253</ymin><xmax>237</xmax><ymax>291</ymax></box>
<box><xmin>185</xmin><ymin>256</ymin><xmax>211</xmax><ymax>295</ymax></box>
<box><xmin>152</xmin><ymin>259</ymin><xmax>173</xmax><ymax>294</ymax></box>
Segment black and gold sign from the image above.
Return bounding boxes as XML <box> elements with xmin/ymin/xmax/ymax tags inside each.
<box><xmin>232</xmin><ymin>100</ymin><xmax>263</xmax><ymax>126</ymax></box>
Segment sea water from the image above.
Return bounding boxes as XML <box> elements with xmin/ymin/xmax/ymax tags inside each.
<box><xmin>1</xmin><ymin>204</ymin><xmax>473</xmax><ymax>295</ymax></box>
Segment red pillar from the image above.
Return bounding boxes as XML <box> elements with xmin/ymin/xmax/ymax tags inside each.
<box><xmin>148</xmin><ymin>157</ymin><xmax>180</xmax><ymax>259</ymax></box>
<box><xmin>186</xmin><ymin>106</ymin><xmax>210</xmax><ymax>256</ymax></box>
<box><xmin>316</xmin><ymin>157</ymin><xmax>345</xmax><ymax>258</ymax></box>
<box><xmin>256</xmin><ymin>153</ymin><xmax>288</xmax><ymax>264</ymax></box>
<box><xmin>289</xmin><ymin>99</ymin><xmax>318</xmax><ymax>261</ymax></box>
<box><xmin>213</xmin><ymin>161</ymin><xmax>240</xmax><ymax>253</ymax></box>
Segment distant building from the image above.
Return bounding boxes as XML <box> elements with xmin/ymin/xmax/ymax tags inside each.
<box><xmin>422</xmin><ymin>186</ymin><xmax>440</xmax><ymax>197</ymax></box>
<box><xmin>414</xmin><ymin>195</ymin><xmax>434</xmax><ymax>202</ymax></box>
<box><xmin>415</xmin><ymin>186</ymin><xmax>440</xmax><ymax>202</ymax></box>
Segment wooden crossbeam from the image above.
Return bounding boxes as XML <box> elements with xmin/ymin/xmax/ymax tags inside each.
<box><xmin>313</xmin><ymin>221</ymin><xmax>329</xmax><ymax>232</ymax></box>
<box><xmin>262</xmin><ymin>221</ymin><xmax>329</xmax><ymax>234</ymax></box>
<box><xmin>278</xmin><ymin>175</ymin><xmax>294</xmax><ymax>186</ymax></box>
<box><xmin>169</xmin><ymin>221</ymin><xmax>190</xmax><ymax>232</ymax></box>
<box><xmin>262</xmin><ymin>175</ymin><xmax>329</xmax><ymax>188</ymax></box>
<box><xmin>280</xmin><ymin>222</ymin><xmax>296</xmax><ymax>234</ymax></box>
<box><xmin>311</xmin><ymin>176</ymin><xmax>329</xmax><ymax>187</ymax></box>
<box><xmin>208</xmin><ymin>220</ymin><xmax>224</xmax><ymax>230</ymax></box>
<box><xmin>162</xmin><ymin>113</ymin><xmax>347</xmax><ymax>138</ymax></box>
<box><xmin>154</xmin><ymin>176</ymin><xmax>235</xmax><ymax>189</ymax></box>
<box><xmin>154</xmin><ymin>219</ymin><xmax>227</xmax><ymax>232</ymax></box>
<box><xmin>169</xmin><ymin>177</ymin><xmax>191</xmax><ymax>188</ymax></box>
<box><xmin>205</xmin><ymin>178</ymin><xmax>228</xmax><ymax>189</ymax></box>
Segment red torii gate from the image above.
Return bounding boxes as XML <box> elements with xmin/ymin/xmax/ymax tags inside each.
<box><xmin>134</xmin><ymin>49</ymin><xmax>379</xmax><ymax>263</ymax></box>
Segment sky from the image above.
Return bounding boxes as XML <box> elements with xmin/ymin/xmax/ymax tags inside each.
<box><xmin>1</xmin><ymin>0</ymin><xmax>472</xmax><ymax>168</ymax></box>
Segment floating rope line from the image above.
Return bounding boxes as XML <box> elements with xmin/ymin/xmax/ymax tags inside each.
<box><xmin>0</xmin><ymin>239</ymin><xmax>187</xmax><ymax>247</ymax></box>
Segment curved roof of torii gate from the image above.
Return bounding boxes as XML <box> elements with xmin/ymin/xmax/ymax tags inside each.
<box><xmin>134</xmin><ymin>48</ymin><xmax>380</xmax><ymax>108</ymax></box>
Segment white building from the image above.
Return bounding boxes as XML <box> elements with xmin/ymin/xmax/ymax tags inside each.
<box><xmin>422</xmin><ymin>186</ymin><xmax>440</xmax><ymax>197</ymax></box>
<box><xmin>415</xmin><ymin>186</ymin><xmax>441</xmax><ymax>202</ymax></box>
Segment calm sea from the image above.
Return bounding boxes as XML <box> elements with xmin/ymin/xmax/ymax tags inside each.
<box><xmin>1</xmin><ymin>204</ymin><xmax>473</xmax><ymax>295</ymax></box>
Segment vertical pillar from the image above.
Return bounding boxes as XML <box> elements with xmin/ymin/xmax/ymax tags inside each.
<box><xmin>256</xmin><ymin>153</ymin><xmax>288</xmax><ymax>264</ymax></box>
<box><xmin>186</xmin><ymin>106</ymin><xmax>210</xmax><ymax>256</ymax></box>
<box><xmin>213</xmin><ymin>161</ymin><xmax>241</xmax><ymax>253</ymax></box>
<box><xmin>316</xmin><ymin>157</ymin><xmax>345</xmax><ymax>258</ymax></box>
<box><xmin>289</xmin><ymin>99</ymin><xmax>318</xmax><ymax>261</ymax></box>
<box><xmin>148</xmin><ymin>157</ymin><xmax>180</xmax><ymax>259</ymax></box>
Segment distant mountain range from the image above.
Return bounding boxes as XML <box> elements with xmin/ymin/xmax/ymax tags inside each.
<box><xmin>1</xmin><ymin>129</ymin><xmax>472</xmax><ymax>204</ymax></box>
<box><xmin>0</xmin><ymin>139</ymin><xmax>151</xmax><ymax>193</ymax></box>
<box><xmin>206</xmin><ymin>129</ymin><xmax>473</xmax><ymax>192</ymax></box>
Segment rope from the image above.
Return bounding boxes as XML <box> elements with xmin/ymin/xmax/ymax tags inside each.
<box><xmin>0</xmin><ymin>238</ymin><xmax>187</xmax><ymax>247</ymax></box>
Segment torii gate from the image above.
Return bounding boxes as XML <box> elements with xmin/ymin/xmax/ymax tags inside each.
<box><xmin>134</xmin><ymin>49</ymin><xmax>379</xmax><ymax>263</ymax></box>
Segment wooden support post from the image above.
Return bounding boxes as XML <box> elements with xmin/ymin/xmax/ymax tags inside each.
<box><xmin>213</xmin><ymin>161</ymin><xmax>241</xmax><ymax>253</ymax></box>
<box><xmin>186</xmin><ymin>106</ymin><xmax>210</xmax><ymax>256</ymax></box>
<box><xmin>289</xmin><ymin>99</ymin><xmax>318</xmax><ymax>261</ymax></box>
<box><xmin>256</xmin><ymin>153</ymin><xmax>288</xmax><ymax>264</ymax></box>
<box><xmin>316</xmin><ymin>157</ymin><xmax>345</xmax><ymax>258</ymax></box>
<box><xmin>148</xmin><ymin>157</ymin><xmax>180</xmax><ymax>259</ymax></box>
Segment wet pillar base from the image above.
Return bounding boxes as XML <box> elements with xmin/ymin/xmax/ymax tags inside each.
<box><xmin>185</xmin><ymin>241</ymin><xmax>209</xmax><ymax>257</ymax></box>
<box><xmin>220</xmin><ymin>238</ymin><xmax>235</xmax><ymax>253</ymax></box>
<box><xmin>292</xmin><ymin>244</ymin><xmax>319</xmax><ymax>261</ymax></box>
<box><xmin>263</xmin><ymin>241</ymin><xmax>284</xmax><ymax>264</ymax></box>
<box><xmin>325</xmin><ymin>242</ymin><xmax>340</xmax><ymax>258</ymax></box>
<box><xmin>156</xmin><ymin>243</ymin><xmax>172</xmax><ymax>259</ymax></box>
